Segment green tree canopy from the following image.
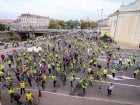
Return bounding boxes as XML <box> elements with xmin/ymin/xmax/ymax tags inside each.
<box><xmin>48</xmin><ymin>20</ymin><xmax>96</xmax><ymax>29</ymax></box>
<box><xmin>0</xmin><ymin>24</ymin><xmax>7</xmax><ymax>31</ymax></box>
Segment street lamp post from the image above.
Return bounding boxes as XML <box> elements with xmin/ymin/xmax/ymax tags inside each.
<box><xmin>99</xmin><ymin>9</ymin><xmax>103</xmax><ymax>36</ymax></box>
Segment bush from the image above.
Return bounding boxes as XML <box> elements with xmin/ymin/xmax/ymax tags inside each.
<box><xmin>100</xmin><ymin>34</ymin><xmax>112</xmax><ymax>42</ymax></box>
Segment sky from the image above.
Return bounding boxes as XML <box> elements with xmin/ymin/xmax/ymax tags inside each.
<box><xmin>0</xmin><ymin>0</ymin><xmax>135</xmax><ymax>20</ymax></box>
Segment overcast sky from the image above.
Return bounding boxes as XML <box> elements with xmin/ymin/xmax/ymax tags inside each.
<box><xmin>0</xmin><ymin>0</ymin><xmax>135</xmax><ymax>20</ymax></box>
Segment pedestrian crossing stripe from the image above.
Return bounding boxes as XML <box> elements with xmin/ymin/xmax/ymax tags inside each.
<box><xmin>107</xmin><ymin>74</ymin><xmax>135</xmax><ymax>80</ymax></box>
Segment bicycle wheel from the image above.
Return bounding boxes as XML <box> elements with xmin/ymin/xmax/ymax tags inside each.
<box><xmin>20</xmin><ymin>101</ymin><xmax>29</xmax><ymax>105</ymax></box>
<box><xmin>32</xmin><ymin>98</ymin><xmax>40</xmax><ymax>105</ymax></box>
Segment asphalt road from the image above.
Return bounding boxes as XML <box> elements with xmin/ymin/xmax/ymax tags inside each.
<box><xmin>0</xmin><ymin>39</ymin><xmax>140</xmax><ymax>105</ymax></box>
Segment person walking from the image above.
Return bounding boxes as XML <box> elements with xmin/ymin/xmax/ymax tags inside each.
<box><xmin>81</xmin><ymin>80</ymin><xmax>87</xmax><ymax>95</ymax></box>
<box><xmin>99</xmin><ymin>77</ymin><xmax>104</xmax><ymax>90</ymax></box>
<box><xmin>0</xmin><ymin>70</ymin><xmax>4</xmax><ymax>82</ymax></box>
<box><xmin>103</xmin><ymin>68</ymin><xmax>108</xmax><ymax>79</ymax></box>
<box><xmin>119</xmin><ymin>57</ymin><xmax>123</xmax><ymax>66</ymax></box>
<box><xmin>133</xmin><ymin>69</ymin><xmax>138</xmax><ymax>78</ymax></box>
<box><xmin>51</xmin><ymin>74</ymin><xmax>57</xmax><ymax>88</ymax></box>
<box><xmin>88</xmin><ymin>74</ymin><xmax>94</xmax><ymax>86</ymax></box>
<box><xmin>8</xmin><ymin>87</ymin><xmax>14</xmax><ymax>102</ymax></box>
<box><xmin>27</xmin><ymin>75</ymin><xmax>32</xmax><ymax>87</ymax></box>
<box><xmin>70</xmin><ymin>75</ymin><xmax>74</xmax><ymax>88</ymax></box>
<box><xmin>7</xmin><ymin>59</ymin><xmax>12</xmax><ymax>68</ymax></box>
<box><xmin>112</xmin><ymin>68</ymin><xmax>116</xmax><ymax>78</ymax></box>
<box><xmin>20</xmin><ymin>81</ymin><xmax>26</xmax><ymax>94</ymax></box>
<box><xmin>107</xmin><ymin>83</ymin><xmax>114</xmax><ymax>96</ymax></box>
<box><xmin>48</xmin><ymin>63</ymin><xmax>52</xmax><ymax>74</ymax></box>
<box><xmin>62</xmin><ymin>72</ymin><xmax>66</xmax><ymax>86</ymax></box>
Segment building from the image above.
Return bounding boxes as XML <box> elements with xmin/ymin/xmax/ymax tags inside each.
<box><xmin>97</xmin><ymin>18</ymin><xmax>110</xmax><ymax>36</ymax></box>
<box><xmin>100</xmin><ymin>0</ymin><xmax>140</xmax><ymax>46</ymax></box>
<box><xmin>97</xmin><ymin>18</ymin><xmax>109</xmax><ymax>27</ymax></box>
<box><xmin>16</xmin><ymin>13</ymin><xmax>50</xmax><ymax>30</ymax></box>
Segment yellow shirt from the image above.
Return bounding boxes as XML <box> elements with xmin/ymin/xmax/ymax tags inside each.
<box><xmin>26</xmin><ymin>93</ymin><xmax>32</xmax><ymax>100</ymax></box>
<box><xmin>0</xmin><ymin>65</ymin><xmax>4</xmax><ymax>71</ymax></box>
<box><xmin>103</xmin><ymin>69</ymin><xmax>108</xmax><ymax>74</ymax></box>
<box><xmin>8</xmin><ymin>88</ymin><xmax>14</xmax><ymax>94</ymax></box>
<box><xmin>20</xmin><ymin>82</ymin><xmax>26</xmax><ymax>88</ymax></box>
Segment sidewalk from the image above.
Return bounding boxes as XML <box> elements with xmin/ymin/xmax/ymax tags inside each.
<box><xmin>118</xmin><ymin>42</ymin><xmax>140</xmax><ymax>50</ymax></box>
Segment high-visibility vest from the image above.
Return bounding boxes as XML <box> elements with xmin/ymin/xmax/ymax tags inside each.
<box><xmin>26</xmin><ymin>93</ymin><xmax>32</xmax><ymax>100</ymax></box>
<box><xmin>0</xmin><ymin>71</ymin><xmax>3</xmax><ymax>76</ymax></box>
<box><xmin>136</xmin><ymin>70</ymin><xmax>140</xmax><ymax>75</ymax></box>
<box><xmin>112</xmin><ymin>69</ymin><xmax>116</xmax><ymax>73</ymax></box>
<box><xmin>82</xmin><ymin>64</ymin><xmax>86</xmax><ymax>68</ymax></box>
<box><xmin>7</xmin><ymin>60</ymin><xmax>12</xmax><ymax>65</ymax></box>
<box><xmin>100</xmin><ymin>78</ymin><xmax>104</xmax><ymax>82</ymax></box>
<box><xmin>96</xmin><ymin>71</ymin><xmax>100</xmax><ymax>75</ymax></box>
<box><xmin>23</xmin><ymin>52</ymin><xmax>26</xmax><ymax>56</ymax></box>
<box><xmin>73</xmin><ymin>59</ymin><xmax>76</xmax><ymax>64</ymax></box>
<box><xmin>8</xmin><ymin>88</ymin><xmax>14</xmax><ymax>94</ymax></box>
<box><xmin>70</xmin><ymin>76</ymin><xmax>74</xmax><ymax>81</ymax></box>
<box><xmin>79</xmin><ymin>79</ymin><xmax>83</xmax><ymax>85</ymax></box>
<box><xmin>20</xmin><ymin>82</ymin><xmax>25</xmax><ymax>88</ymax></box>
<box><xmin>90</xmin><ymin>59</ymin><xmax>93</xmax><ymax>63</ymax></box>
<box><xmin>89</xmin><ymin>75</ymin><xmax>94</xmax><ymax>81</ymax></box>
<box><xmin>51</xmin><ymin>76</ymin><xmax>56</xmax><ymax>81</ymax></box>
<box><xmin>103</xmin><ymin>69</ymin><xmax>108</xmax><ymax>74</ymax></box>
<box><xmin>82</xmin><ymin>82</ymin><xmax>87</xmax><ymax>89</ymax></box>
<box><xmin>32</xmin><ymin>69</ymin><xmax>37</xmax><ymax>74</ymax></box>
<box><xmin>48</xmin><ymin>64</ymin><xmax>51</xmax><ymax>69</ymax></box>
<box><xmin>56</xmin><ymin>67</ymin><xmax>60</xmax><ymax>72</ymax></box>
<box><xmin>0</xmin><ymin>65</ymin><xmax>4</xmax><ymax>71</ymax></box>
<box><xmin>70</xmin><ymin>63</ymin><xmax>73</xmax><ymax>67</ymax></box>
<box><xmin>88</xmin><ymin>68</ymin><xmax>92</xmax><ymax>73</ymax></box>
<box><xmin>125</xmin><ymin>63</ymin><xmax>129</xmax><ymax>67</ymax></box>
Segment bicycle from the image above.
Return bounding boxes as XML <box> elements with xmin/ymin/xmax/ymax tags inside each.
<box><xmin>20</xmin><ymin>97</ymin><xmax>40</xmax><ymax>105</ymax></box>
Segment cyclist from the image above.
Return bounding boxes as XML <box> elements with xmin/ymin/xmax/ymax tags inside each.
<box><xmin>8</xmin><ymin>86</ymin><xmax>15</xmax><ymax>102</ymax></box>
<box><xmin>26</xmin><ymin>91</ymin><xmax>33</xmax><ymax>105</ymax></box>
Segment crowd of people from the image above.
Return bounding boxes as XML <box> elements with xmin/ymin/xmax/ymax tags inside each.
<box><xmin>0</xmin><ymin>33</ymin><xmax>139</xmax><ymax>105</ymax></box>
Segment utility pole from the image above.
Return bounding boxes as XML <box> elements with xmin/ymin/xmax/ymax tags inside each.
<box><xmin>99</xmin><ymin>9</ymin><xmax>103</xmax><ymax>36</ymax></box>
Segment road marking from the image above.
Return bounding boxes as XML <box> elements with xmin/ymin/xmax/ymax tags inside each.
<box><xmin>107</xmin><ymin>74</ymin><xmax>135</xmax><ymax>81</ymax></box>
<box><xmin>107</xmin><ymin>74</ymin><xmax>122</xmax><ymax>80</ymax></box>
<box><xmin>102</xmin><ymin>81</ymin><xmax>140</xmax><ymax>88</ymax></box>
<box><xmin>75</xmin><ymin>77</ymin><xmax>140</xmax><ymax>88</ymax></box>
<box><xmin>24</xmin><ymin>88</ymin><xmax>137</xmax><ymax>105</ymax></box>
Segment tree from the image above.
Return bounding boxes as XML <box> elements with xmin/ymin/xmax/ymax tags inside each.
<box><xmin>66</xmin><ymin>20</ymin><xmax>79</xmax><ymax>29</ymax></box>
<box><xmin>0</xmin><ymin>24</ymin><xmax>6</xmax><ymax>31</ymax></box>
<box><xmin>8</xmin><ymin>31</ymin><xmax>15</xmax><ymax>37</ymax></box>
<box><xmin>48</xmin><ymin>20</ymin><xmax>61</xmax><ymax>29</ymax></box>
<box><xmin>48</xmin><ymin>19</ymin><xmax>96</xmax><ymax>29</ymax></box>
<box><xmin>80</xmin><ymin>20</ymin><xmax>97</xmax><ymax>29</ymax></box>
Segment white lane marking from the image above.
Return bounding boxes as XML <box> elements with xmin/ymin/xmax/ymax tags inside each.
<box><xmin>107</xmin><ymin>74</ymin><xmax>122</xmax><ymax>80</ymax></box>
<box><xmin>121</xmin><ymin>76</ymin><xmax>135</xmax><ymax>80</ymax></box>
<box><xmin>102</xmin><ymin>81</ymin><xmax>140</xmax><ymax>88</ymax></box>
<box><xmin>75</xmin><ymin>77</ymin><xmax>140</xmax><ymax>88</ymax></box>
<box><xmin>24</xmin><ymin>88</ymin><xmax>137</xmax><ymax>105</ymax></box>
<box><xmin>107</xmin><ymin>75</ymin><xmax>135</xmax><ymax>80</ymax></box>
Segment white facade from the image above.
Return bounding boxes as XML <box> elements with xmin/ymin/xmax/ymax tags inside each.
<box><xmin>97</xmin><ymin>18</ymin><xmax>109</xmax><ymax>27</ymax></box>
<box><xmin>17</xmin><ymin>13</ymin><xmax>50</xmax><ymax>30</ymax></box>
<box><xmin>100</xmin><ymin>0</ymin><xmax>140</xmax><ymax>46</ymax></box>
<box><xmin>109</xmin><ymin>0</ymin><xmax>140</xmax><ymax>45</ymax></box>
